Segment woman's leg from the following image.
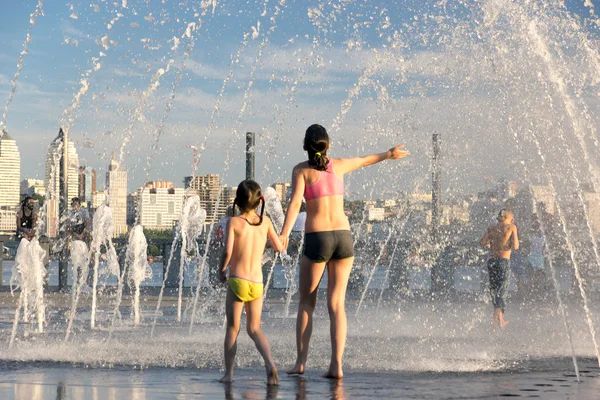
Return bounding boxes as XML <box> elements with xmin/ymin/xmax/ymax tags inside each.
<box><xmin>324</xmin><ymin>256</ymin><xmax>354</xmax><ymax>378</ymax></box>
<box><xmin>219</xmin><ymin>287</ymin><xmax>244</xmax><ymax>383</ymax></box>
<box><xmin>246</xmin><ymin>294</ymin><xmax>279</xmax><ymax>385</ymax></box>
<box><xmin>286</xmin><ymin>256</ymin><xmax>327</xmax><ymax>374</ymax></box>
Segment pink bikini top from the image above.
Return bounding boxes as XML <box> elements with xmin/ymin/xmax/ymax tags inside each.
<box><xmin>304</xmin><ymin>160</ymin><xmax>344</xmax><ymax>201</ymax></box>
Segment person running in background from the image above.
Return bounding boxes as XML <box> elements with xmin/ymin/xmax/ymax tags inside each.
<box><xmin>280</xmin><ymin>124</ymin><xmax>409</xmax><ymax>378</ymax></box>
<box><xmin>16</xmin><ymin>196</ymin><xmax>37</xmax><ymax>241</ymax></box>
<box><xmin>480</xmin><ymin>209</ymin><xmax>519</xmax><ymax>328</ymax></box>
<box><xmin>218</xmin><ymin>180</ymin><xmax>284</xmax><ymax>385</ymax></box>
<box><xmin>527</xmin><ymin>216</ymin><xmax>546</xmax><ymax>294</ymax></box>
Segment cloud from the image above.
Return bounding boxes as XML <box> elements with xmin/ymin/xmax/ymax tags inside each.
<box><xmin>60</xmin><ymin>19</ymin><xmax>89</xmax><ymax>41</ymax></box>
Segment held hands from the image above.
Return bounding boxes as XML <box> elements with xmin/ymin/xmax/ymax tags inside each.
<box><xmin>279</xmin><ymin>234</ymin><xmax>289</xmax><ymax>251</ymax></box>
<box><xmin>388</xmin><ymin>145</ymin><xmax>409</xmax><ymax>160</ymax></box>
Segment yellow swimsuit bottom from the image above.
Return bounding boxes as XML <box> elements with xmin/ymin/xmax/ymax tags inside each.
<box><xmin>228</xmin><ymin>277</ymin><xmax>264</xmax><ymax>302</ymax></box>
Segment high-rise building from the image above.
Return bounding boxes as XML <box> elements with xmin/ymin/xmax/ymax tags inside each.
<box><xmin>21</xmin><ymin>178</ymin><xmax>46</xmax><ymax>197</ymax></box>
<box><xmin>127</xmin><ymin>192</ymin><xmax>138</xmax><ymax>225</ymax></box>
<box><xmin>0</xmin><ymin>130</ymin><xmax>20</xmax><ymax>234</ymax></box>
<box><xmin>45</xmin><ymin>129</ymin><xmax>79</xmax><ymax>237</ymax></box>
<box><xmin>137</xmin><ymin>186</ymin><xmax>185</xmax><ymax>230</ymax></box>
<box><xmin>106</xmin><ymin>155</ymin><xmax>128</xmax><ymax>237</ymax></box>
<box><xmin>92</xmin><ymin>190</ymin><xmax>106</xmax><ymax>209</ymax></box>
<box><xmin>185</xmin><ymin>174</ymin><xmax>226</xmax><ymax>224</ymax></box>
<box><xmin>78</xmin><ymin>166</ymin><xmax>96</xmax><ymax>207</ymax></box>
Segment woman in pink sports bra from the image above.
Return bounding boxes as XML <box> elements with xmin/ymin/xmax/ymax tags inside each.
<box><xmin>280</xmin><ymin>124</ymin><xmax>409</xmax><ymax>378</ymax></box>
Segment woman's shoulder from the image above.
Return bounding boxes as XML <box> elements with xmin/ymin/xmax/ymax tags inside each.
<box><xmin>293</xmin><ymin>160</ymin><xmax>310</xmax><ymax>170</ymax></box>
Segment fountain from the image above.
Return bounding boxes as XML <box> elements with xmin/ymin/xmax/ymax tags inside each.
<box><xmin>1</xmin><ymin>0</ymin><xmax>600</xmax><ymax>397</ymax></box>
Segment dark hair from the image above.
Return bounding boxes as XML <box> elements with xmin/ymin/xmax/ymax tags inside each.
<box><xmin>21</xmin><ymin>195</ymin><xmax>34</xmax><ymax>214</ymax></box>
<box><xmin>232</xmin><ymin>180</ymin><xmax>265</xmax><ymax>225</ymax></box>
<box><xmin>497</xmin><ymin>208</ymin><xmax>512</xmax><ymax>222</ymax></box>
<box><xmin>21</xmin><ymin>195</ymin><xmax>33</xmax><ymax>209</ymax></box>
<box><xmin>304</xmin><ymin>124</ymin><xmax>329</xmax><ymax>171</ymax></box>
<box><xmin>71</xmin><ymin>197</ymin><xmax>81</xmax><ymax>204</ymax></box>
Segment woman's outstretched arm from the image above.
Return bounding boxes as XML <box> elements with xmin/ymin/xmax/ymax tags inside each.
<box><xmin>280</xmin><ymin>166</ymin><xmax>305</xmax><ymax>249</ymax></box>
<box><xmin>336</xmin><ymin>145</ymin><xmax>409</xmax><ymax>175</ymax></box>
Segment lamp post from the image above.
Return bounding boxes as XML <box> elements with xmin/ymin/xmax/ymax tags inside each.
<box><xmin>58</xmin><ymin>128</ymin><xmax>69</xmax><ymax>291</ymax></box>
<box><xmin>432</xmin><ymin>133</ymin><xmax>441</xmax><ymax>241</ymax></box>
<box><xmin>246</xmin><ymin>132</ymin><xmax>255</xmax><ymax>181</ymax></box>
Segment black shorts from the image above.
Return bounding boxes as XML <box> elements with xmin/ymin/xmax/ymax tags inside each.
<box><xmin>303</xmin><ymin>230</ymin><xmax>354</xmax><ymax>263</ymax></box>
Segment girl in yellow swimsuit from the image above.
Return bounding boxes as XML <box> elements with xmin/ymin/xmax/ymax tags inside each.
<box><xmin>218</xmin><ymin>179</ymin><xmax>285</xmax><ymax>386</ymax></box>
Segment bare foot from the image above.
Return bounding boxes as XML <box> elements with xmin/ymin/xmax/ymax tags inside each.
<box><xmin>322</xmin><ymin>364</ymin><xmax>343</xmax><ymax>379</ymax></box>
<box><xmin>218</xmin><ymin>374</ymin><xmax>233</xmax><ymax>383</ymax></box>
<box><xmin>286</xmin><ymin>363</ymin><xmax>305</xmax><ymax>375</ymax></box>
<box><xmin>499</xmin><ymin>319</ymin><xmax>509</xmax><ymax>328</ymax></box>
<box><xmin>267</xmin><ymin>365</ymin><xmax>280</xmax><ymax>386</ymax></box>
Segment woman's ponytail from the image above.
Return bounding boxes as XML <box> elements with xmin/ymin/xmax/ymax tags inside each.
<box><xmin>304</xmin><ymin>124</ymin><xmax>330</xmax><ymax>171</ymax></box>
<box><xmin>310</xmin><ymin>151</ymin><xmax>328</xmax><ymax>171</ymax></box>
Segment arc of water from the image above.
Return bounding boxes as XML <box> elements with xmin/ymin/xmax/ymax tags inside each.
<box><xmin>86</xmin><ymin>204</ymin><xmax>120</xmax><ymax>331</ymax></box>
<box><xmin>261</xmin><ymin>0</ymin><xmax>354</xmax><ymax>183</ymax></box>
<box><xmin>191</xmin><ymin>32</ymin><xmax>251</xmax><ymax>175</ymax></box>
<box><xmin>0</xmin><ymin>0</ymin><xmax>44</xmax><ymax>130</ymax></box>
<box><xmin>525</xmin><ymin>19</ymin><xmax>600</xmax><ymax>367</ymax></box>
<box><xmin>355</xmin><ymin>227</ymin><xmax>393</xmax><ymax>316</ymax></box>
<box><xmin>495</xmin><ymin>74</ymin><xmax>582</xmax><ymax>381</ymax></box>
<box><xmin>150</xmin><ymin>233</ymin><xmax>178</xmax><ymax>338</ymax></box>
<box><xmin>283</xmin><ymin>234</ymin><xmax>304</xmax><ymax>317</ymax></box>
<box><xmin>377</xmin><ymin>237</ymin><xmax>400</xmax><ymax>310</ymax></box>
<box><xmin>60</xmin><ymin>8</ymin><xmax>125</xmax><ymax>132</ymax></box>
<box><xmin>376</xmin><ymin>204</ymin><xmax>421</xmax><ymax>310</ymax></box>
<box><xmin>353</xmin><ymin>161</ymin><xmax>427</xmax><ymax>316</ymax></box>
<box><xmin>116</xmin><ymin>1</ymin><xmax>215</xmax><ymax>167</ymax></box>
<box><xmin>110</xmin><ymin>6</ymin><xmax>212</xmax><ymax>336</ymax></box>
<box><xmin>530</xmin><ymin>190</ymin><xmax>580</xmax><ymax>381</ymax></box>
<box><xmin>191</xmin><ymin>0</ymin><xmax>285</xmax><ymax>174</ymax></box>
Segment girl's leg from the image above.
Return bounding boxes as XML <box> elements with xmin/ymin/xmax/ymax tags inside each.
<box><xmin>286</xmin><ymin>256</ymin><xmax>327</xmax><ymax>375</ymax></box>
<box><xmin>245</xmin><ymin>295</ymin><xmax>279</xmax><ymax>385</ymax></box>
<box><xmin>324</xmin><ymin>256</ymin><xmax>354</xmax><ymax>379</ymax></box>
<box><xmin>219</xmin><ymin>287</ymin><xmax>244</xmax><ymax>383</ymax></box>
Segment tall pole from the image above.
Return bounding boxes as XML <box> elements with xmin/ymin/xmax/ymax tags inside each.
<box><xmin>246</xmin><ymin>132</ymin><xmax>255</xmax><ymax>181</ymax></box>
<box><xmin>432</xmin><ymin>133</ymin><xmax>441</xmax><ymax>241</ymax></box>
<box><xmin>59</xmin><ymin>128</ymin><xmax>69</xmax><ymax>290</ymax></box>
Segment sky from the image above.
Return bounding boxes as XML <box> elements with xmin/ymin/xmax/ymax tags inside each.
<box><xmin>1</xmin><ymin>0</ymin><xmax>600</xmax><ymax>200</ymax></box>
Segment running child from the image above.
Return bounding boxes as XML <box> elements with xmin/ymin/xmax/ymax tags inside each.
<box><xmin>479</xmin><ymin>209</ymin><xmax>519</xmax><ymax>328</ymax></box>
<box><xmin>218</xmin><ymin>180</ymin><xmax>284</xmax><ymax>385</ymax></box>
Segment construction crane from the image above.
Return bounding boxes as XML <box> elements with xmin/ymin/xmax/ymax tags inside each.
<box><xmin>186</xmin><ymin>144</ymin><xmax>227</xmax><ymax>178</ymax></box>
<box><xmin>186</xmin><ymin>145</ymin><xmax>199</xmax><ymax>177</ymax></box>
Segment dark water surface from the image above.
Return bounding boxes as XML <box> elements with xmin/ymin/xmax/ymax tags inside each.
<box><xmin>0</xmin><ymin>362</ymin><xmax>598</xmax><ymax>399</ymax></box>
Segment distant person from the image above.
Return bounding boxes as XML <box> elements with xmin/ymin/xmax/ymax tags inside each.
<box><xmin>510</xmin><ymin>249</ymin><xmax>526</xmax><ymax>295</ymax></box>
<box><xmin>280</xmin><ymin>123</ymin><xmax>409</xmax><ymax>378</ymax></box>
<box><xmin>218</xmin><ymin>180</ymin><xmax>284</xmax><ymax>385</ymax></box>
<box><xmin>16</xmin><ymin>196</ymin><xmax>37</xmax><ymax>241</ymax></box>
<box><xmin>68</xmin><ymin>197</ymin><xmax>92</xmax><ymax>288</ymax></box>
<box><xmin>68</xmin><ymin>198</ymin><xmax>90</xmax><ymax>243</ymax></box>
<box><xmin>479</xmin><ymin>209</ymin><xmax>519</xmax><ymax>328</ymax></box>
<box><xmin>527</xmin><ymin>217</ymin><xmax>546</xmax><ymax>293</ymax></box>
